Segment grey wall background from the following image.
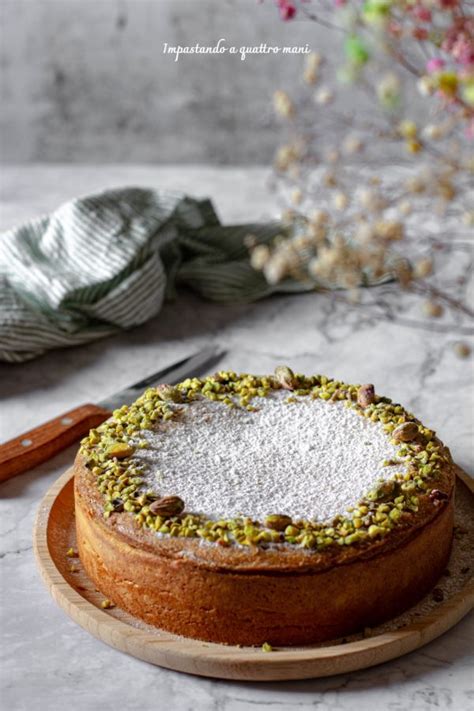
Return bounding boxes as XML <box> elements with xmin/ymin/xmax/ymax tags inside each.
<box><xmin>0</xmin><ymin>0</ymin><xmax>328</xmax><ymax>164</ymax></box>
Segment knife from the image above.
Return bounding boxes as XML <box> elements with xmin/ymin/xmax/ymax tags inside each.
<box><xmin>0</xmin><ymin>346</ymin><xmax>225</xmax><ymax>483</ymax></box>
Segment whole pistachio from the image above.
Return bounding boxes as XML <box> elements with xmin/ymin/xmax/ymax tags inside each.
<box><xmin>149</xmin><ymin>495</ymin><xmax>185</xmax><ymax>517</ymax></box>
<box><xmin>274</xmin><ymin>366</ymin><xmax>297</xmax><ymax>390</ymax></box>
<box><xmin>357</xmin><ymin>384</ymin><xmax>375</xmax><ymax>408</ymax></box>
<box><xmin>392</xmin><ymin>422</ymin><xmax>419</xmax><ymax>442</ymax></box>
<box><xmin>156</xmin><ymin>384</ymin><xmax>182</xmax><ymax>403</ymax></box>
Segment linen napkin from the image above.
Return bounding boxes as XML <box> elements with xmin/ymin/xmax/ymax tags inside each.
<box><xmin>0</xmin><ymin>187</ymin><xmax>311</xmax><ymax>363</ymax></box>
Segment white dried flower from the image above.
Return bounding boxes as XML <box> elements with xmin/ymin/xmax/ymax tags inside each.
<box><xmin>310</xmin><ymin>209</ymin><xmax>329</xmax><ymax>226</ymax></box>
<box><xmin>422</xmin><ymin>124</ymin><xmax>444</xmax><ymax>141</ymax></box>
<box><xmin>454</xmin><ymin>342</ymin><xmax>471</xmax><ymax>358</ymax></box>
<box><xmin>263</xmin><ymin>257</ymin><xmax>288</xmax><ymax>284</ymax></box>
<box><xmin>250</xmin><ymin>245</ymin><xmax>270</xmax><ymax>271</ymax></box>
<box><xmin>343</xmin><ymin>135</ymin><xmax>364</xmax><ymax>154</ymax></box>
<box><xmin>395</xmin><ymin>260</ymin><xmax>413</xmax><ymax>287</ymax></box>
<box><xmin>357</xmin><ymin>188</ymin><xmax>386</xmax><ymax>212</ymax></box>
<box><xmin>307</xmin><ymin>223</ymin><xmax>327</xmax><ymax>244</ymax></box>
<box><xmin>308</xmin><ymin>257</ymin><xmax>321</xmax><ymax>279</ymax></box>
<box><xmin>323</xmin><ymin>171</ymin><xmax>338</xmax><ymax>188</ymax></box>
<box><xmin>341</xmin><ymin>271</ymin><xmax>360</xmax><ymax>290</ymax></box>
<box><xmin>275</xmin><ymin>144</ymin><xmax>297</xmax><ymax>171</ymax></box>
<box><xmin>462</xmin><ymin>211</ymin><xmax>474</xmax><ymax>226</ymax></box>
<box><xmin>333</xmin><ymin>192</ymin><xmax>349</xmax><ymax>210</ymax></box>
<box><xmin>355</xmin><ymin>221</ymin><xmax>375</xmax><ymax>244</ymax></box>
<box><xmin>423</xmin><ymin>300</ymin><xmax>444</xmax><ymax>318</ymax></box>
<box><xmin>374</xmin><ymin>221</ymin><xmax>404</xmax><ymax>242</ymax></box>
<box><xmin>315</xmin><ymin>87</ymin><xmax>334</xmax><ymax>105</ymax></box>
<box><xmin>273</xmin><ymin>90</ymin><xmax>294</xmax><ymax>118</ymax></box>
<box><xmin>303</xmin><ymin>67</ymin><xmax>319</xmax><ymax>85</ymax></box>
<box><xmin>405</xmin><ymin>176</ymin><xmax>426</xmax><ymax>194</ymax></box>
<box><xmin>290</xmin><ymin>188</ymin><xmax>303</xmax><ymax>206</ymax></box>
<box><xmin>397</xmin><ymin>200</ymin><xmax>413</xmax><ymax>216</ymax></box>
<box><xmin>417</xmin><ymin>75</ymin><xmax>435</xmax><ymax>97</ymax></box>
<box><xmin>306</xmin><ymin>52</ymin><xmax>322</xmax><ymax>71</ymax></box>
<box><xmin>414</xmin><ymin>258</ymin><xmax>433</xmax><ymax>278</ymax></box>
<box><xmin>435</xmin><ymin>177</ymin><xmax>456</xmax><ymax>201</ymax></box>
<box><xmin>292</xmin><ymin>234</ymin><xmax>313</xmax><ymax>251</ymax></box>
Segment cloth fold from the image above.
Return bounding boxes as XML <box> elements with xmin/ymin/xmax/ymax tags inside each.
<box><xmin>0</xmin><ymin>187</ymin><xmax>308</xmax><ymax>363</ymax></box>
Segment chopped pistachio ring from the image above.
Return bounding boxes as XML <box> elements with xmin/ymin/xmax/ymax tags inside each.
<box><xmin>79</xmin><ymin>368</ymin><xmax>451</xmax><ymax>550</ymax></box>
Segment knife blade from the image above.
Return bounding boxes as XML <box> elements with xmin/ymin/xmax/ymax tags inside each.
<box><xmin>98</xmin><ymin>345</ymin><xmax>225</xmax><ymax>412</ymax></box>
<box><xmin>0</xmin><ymin>346</ymin><xmax>225</xmax><ymax>483</ymax></box>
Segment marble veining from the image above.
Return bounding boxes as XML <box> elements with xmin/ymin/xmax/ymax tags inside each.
<box><xmin>0</xmin><ymin>166</ymin><xmax>473</xmax><ymax>711</ymax></box>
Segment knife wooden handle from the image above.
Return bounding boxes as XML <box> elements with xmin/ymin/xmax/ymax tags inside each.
<box><xmin>0</xmin><ymin>403</ymin><xmax>111</xmax><ymax>483</ymax></box>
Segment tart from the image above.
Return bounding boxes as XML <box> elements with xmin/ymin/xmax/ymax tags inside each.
<box><xmin>74</xmin><ymin>368</ymin><xmax>455</xmax><ymax>646</ymax></box>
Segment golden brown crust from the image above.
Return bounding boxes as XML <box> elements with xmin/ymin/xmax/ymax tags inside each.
<box><xmin>74</xmin><ymin>453</ymin><xmax>454</xmax><ymax>645</ymax></box>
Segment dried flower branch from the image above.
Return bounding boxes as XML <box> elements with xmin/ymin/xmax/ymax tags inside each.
<box><xmin>252</xmin><ymin>1</ymin><xmax>474</xmax><ymax>350</ymax></box>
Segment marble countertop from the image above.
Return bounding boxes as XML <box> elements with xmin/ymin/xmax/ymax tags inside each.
<box><xmin>1</xmin><ymin>165</ymin><xmax>473</xmax><ymax>711</ymax></box>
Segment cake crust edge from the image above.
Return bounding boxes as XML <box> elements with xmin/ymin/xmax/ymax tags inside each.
<box><xmin>74</xmin><ymin>454</ymin><xmax>454</xmax><ymax>645</ymax></box>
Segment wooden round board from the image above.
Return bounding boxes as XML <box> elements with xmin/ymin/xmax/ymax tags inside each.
<box><xmin>34</xmin><ymin>466</ymin><xmax>474</xmax><ymax>681</ymax></box>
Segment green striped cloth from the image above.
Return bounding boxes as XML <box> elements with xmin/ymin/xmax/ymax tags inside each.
<box><xmin>0</xmin><ymin>187</ymin><xmax>314</xmax><ymax>363</ymax></box>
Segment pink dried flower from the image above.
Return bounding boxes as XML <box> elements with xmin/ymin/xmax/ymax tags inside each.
<box><xmin>412</xmin><ymin>27</ymin><xmax>429</xmax><ymax>41</ymax></box>
<box><xmin>413</xmin><ymin>7</ymin><xmax>432</xmax><ymax>22</ymax></box>
<box><xmin>442</xmin><ymin>17</ymin><xmax>474</xmax><ymax>67</ymax></box>
<box><xmin>452</xmin><ymin>37</ymin><xmax>474</xmax><ymax>66</ymax></box>
<box><xmin>426</xmin><ymin>58</ymin><xmax>445</xmax><ymax>73</ymax></box>
<box><xmin>388</xmin><ymin>21</ymin><xmax>403</xmax><ymax>38</ymax></box>
<box><xmin>278</xmin><ymin>0</ymin><xmax>297</xmax><ymax>20</ymax></box>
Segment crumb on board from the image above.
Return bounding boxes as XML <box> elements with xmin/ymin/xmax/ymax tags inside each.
<box><xmin>100</xmin><ymin>599</ymin><xmax>115</xmax><ymax>610</ymax></box>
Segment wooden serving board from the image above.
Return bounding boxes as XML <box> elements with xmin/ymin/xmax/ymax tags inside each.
<box><xmin>34</xmin><ymin>467</ymin><xmax>474</xmax><ymax>681</ymax></box>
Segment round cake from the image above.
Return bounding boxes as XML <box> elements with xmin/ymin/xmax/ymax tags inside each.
<box><xmin>74</xmin><ymin>368</ymin><xmax>455</xmax><ymax>646</ymax></box>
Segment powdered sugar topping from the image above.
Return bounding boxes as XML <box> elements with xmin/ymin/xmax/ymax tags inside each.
<box><xmin>134</xmin><ymin>392</ymin><xmax>406</xmax><ymax>522</ymax></box>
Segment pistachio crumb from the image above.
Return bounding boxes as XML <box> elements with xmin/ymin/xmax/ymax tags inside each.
<box><xmin>100</xmin><ymin>599</ymin><xmax>115</xmax><ymax>610</ymax></box>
